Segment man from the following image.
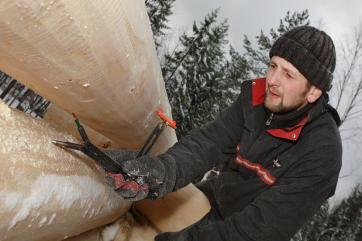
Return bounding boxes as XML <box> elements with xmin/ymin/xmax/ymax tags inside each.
<box><xmin>104</xmin><ymin>26</ymin><xmax>342</xmax><ymax>241</ymax></box>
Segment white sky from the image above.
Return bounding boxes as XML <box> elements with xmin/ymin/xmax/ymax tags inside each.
<box><xmin>167</xmin><ymin>0</ymin><xmax>362</xmax><ymax>203</ymax></box>
<box><xmin>168</xmin><ymin>0</ymin><xmax>362</xmax><ymax>52</ymax></box>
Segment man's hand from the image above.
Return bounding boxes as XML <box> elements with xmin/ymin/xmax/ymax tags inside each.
<box><xmin>103</xmin><ymin>150</ymin><xmax>177</xmax><ymax>201</ymax></box>
<box><xmin>51</xmin><ymin>114</ymin><xmax>176</xmax><ymax>201</ymax></box>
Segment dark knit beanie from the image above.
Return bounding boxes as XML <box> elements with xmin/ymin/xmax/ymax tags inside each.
<box><xmin>269</xmin><ymin>26</ymin><xmax>336</xmax><ymax>92</ymax></box>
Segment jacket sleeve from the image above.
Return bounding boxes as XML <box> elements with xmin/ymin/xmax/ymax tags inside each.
<box><xmin>182</xmin><ymin>142</ymin><xmax>342</xmax><ymax>241</ymax></box>
<box><xmin>165</xmin><ymin>91</ymin><xmax>244</xmax><ymax>190</ymax></box>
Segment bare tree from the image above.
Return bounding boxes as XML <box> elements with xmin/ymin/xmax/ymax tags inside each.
<box><xmin>331</xmin><ymin>23</ymin><xmax>362</xmax><ymax>139</ymax></box>
<box><xmin>329</xmin><ymin>23</ymin><xmax>362</xmax><ymax>180</ymax></box>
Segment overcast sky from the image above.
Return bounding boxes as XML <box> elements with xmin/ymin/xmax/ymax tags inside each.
<box><xmin>168</xmin><ymin>0</ymin><xmax>362</xmax><ymax>52</ymax></box>
<box><xmin>167</xmin><ymin>0</ymin><xmax>362</xmax><ymax>203</ymax></box>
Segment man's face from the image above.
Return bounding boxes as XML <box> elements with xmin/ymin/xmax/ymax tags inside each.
<box><xmin>265</xmin><ymin>56</ymin><xmax>316</xmax><ymax>113</ymax></box>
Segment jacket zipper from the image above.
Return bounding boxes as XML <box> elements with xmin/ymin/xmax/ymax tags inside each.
<box><xmin>266</xmin><ymin>113</ymin><xmax>274</xmax><ymax>126</ymax></box>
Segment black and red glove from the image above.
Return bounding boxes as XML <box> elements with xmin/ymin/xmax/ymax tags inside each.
<box><xmin>103</xmin><ymin>150</ymin><xmax>177</xmax><ymax>201</ymax></box>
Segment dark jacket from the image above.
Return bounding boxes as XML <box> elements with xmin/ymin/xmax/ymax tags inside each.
<box><xmin>165</xmin><ymin>78</ymin><xmax>342</xmax><ymax>241</ymax></box>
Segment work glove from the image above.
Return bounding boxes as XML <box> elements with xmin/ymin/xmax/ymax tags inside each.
<box><xmin>51</xmin><ymin>114</ymin><xmax>177</xmax><ymax>201</ymax></box>
<box><xmin>103</xmin><ymin>150</ymin><xmax>177</xmax><ymax>201</ymax></box>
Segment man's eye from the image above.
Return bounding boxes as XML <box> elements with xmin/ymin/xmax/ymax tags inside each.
<box><xmin>286</xmin><ymin>72</ymin><xmax>294</xmax><ymax>79</ymax></box>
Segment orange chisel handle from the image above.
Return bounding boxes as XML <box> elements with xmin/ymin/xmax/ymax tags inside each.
<box><xmin>156</xmin><ymin>110</ymin><xmax>177</xmax><ymax>129</ymax></box>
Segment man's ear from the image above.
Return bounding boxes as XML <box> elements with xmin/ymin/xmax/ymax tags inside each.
<box><xmin>307</xmin><ymin>86</ymin><xmax>322</xmax><ymax>104</ymax></box>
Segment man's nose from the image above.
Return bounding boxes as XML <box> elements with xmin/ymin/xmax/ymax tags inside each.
<box><xmin>267</xmin><ymin>69</ymin><xmax>281</xmax><ymax>86</ymax></box>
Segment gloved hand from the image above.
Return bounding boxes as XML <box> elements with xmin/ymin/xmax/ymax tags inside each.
<box><xmin>102</xmin><ymin>149</ymin><xmax>138</xmax><ymax>172</ymax></box>
<box><xmin>103</xmin><ymin>150</ymin><xmax>177</xmax><ymax>201</ymax></box>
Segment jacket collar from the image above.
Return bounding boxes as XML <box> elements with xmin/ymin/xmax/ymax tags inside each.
<box><xmin>264</xmin><ymin>89</ymin><xmax>330</xmax><ymax>141</ymax></box>
<box><xmin>266</xmin><ymin>116</ymin><xmax>309</xmax><ymax>141</ymax></box>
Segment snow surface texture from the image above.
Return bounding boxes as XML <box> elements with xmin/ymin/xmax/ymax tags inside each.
<box><xmin>0</xmin><ymin>192</ymin><xmax>23</xmax><ymax>211</ymax></box>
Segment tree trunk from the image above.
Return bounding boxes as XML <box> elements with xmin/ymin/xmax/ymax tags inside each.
<box><xmin>0</xmin><ymin>102</ymin><xmax>131</xmax><ymax>241</ymax></box>
<box><xmin>0</xmin><ymin>0</ymin><xmax>177</xmax><ymax>153</ymax></box>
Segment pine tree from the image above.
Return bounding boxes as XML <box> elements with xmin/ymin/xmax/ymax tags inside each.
<box><xmin>321</xmin><ymin>186</ymin><xmax>362</xmax><ymax>241</ymax></box>
<box><xmin>243</xmin><ymin>10</ymin><xmax>310</xmax><ymax>77</ymax></box>
<box><xmin>145</xmin><ymin>0</ymin><xmax>176</xmax><ymax>51</ymax></box>
<box><xmin>162</xmin><ymin>10</ymin><xmax>231</xmax><ymax>137</ymax></box>
<box><xmin>291</xmin><ymin>186</ymin><xmax>362</xmax><ymax>241</ymax></box>
<box><xmin>291</xmin><ymin>202</ymin><xmax>330</xmax><ymax>241</ymax></box>
<box><xmin>222</xmin><ymin>45</ymin><xmax>250</xmax><ymax>108</ymax></box>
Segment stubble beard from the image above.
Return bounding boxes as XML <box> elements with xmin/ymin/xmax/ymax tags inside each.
<box><xmin>264</xmin><ymin>90</ymin><xmax>284</xmax><ymax>113</ymax></box>
<box><xmin>264</xmin><ymin>88</ymin><xmax>307</xmax><ymax>113</ymax></box>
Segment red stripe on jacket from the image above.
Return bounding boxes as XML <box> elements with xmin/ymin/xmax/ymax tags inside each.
<box><xmin>236</xmin><ymin>145</ymin><xmax>276</xmax><ymax>186</ymax></box>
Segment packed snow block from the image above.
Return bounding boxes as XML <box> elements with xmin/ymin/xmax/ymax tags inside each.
<box><xmin>0</xmin><ymin>102</ymin><xmax>131</xmax><ymax>241</ymax></box>
<box><xmin>0</xmin><ymin>0</ymin><xmax>177</xmax><ymax>153</ymax></box>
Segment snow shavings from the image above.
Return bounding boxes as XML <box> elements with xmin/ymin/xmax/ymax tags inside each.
<box><xmin>38</xmin><ymin>216</ymin><xmax>48</xmax><ymax>227</ymax></box>
<box><xmin>82</xmin><ymin>83</ymin><xmax>90</xmax><ymax>88</ymax></box>
<box><xmin>8</xmin><ymin>174</ymin><xmax>117</xmax><ymax>230</ymax></box>
<box><xmin>47</xmin><ymin>213</ymin><xmax>57</xmax><ymax>225</ymax></box>
<box><xmin>80</xmin><ymin>98</ymin><xmax>96</xmax><ymax>103</ymax></box>
<box><xmin>0</xmin><ymin>191</ymin><xmax>24</xmax><ymax>211</ymax></box>
<box><xmin>101</xmin><ymin>222</ymin><xmax>121</xmax><ymax>241</ymax></box>
<box><xmin>0</xmin><ymin>103</ymin><xmax>13</xmax><ymax>122</ymax></box>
